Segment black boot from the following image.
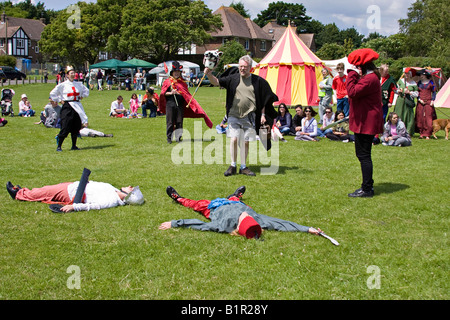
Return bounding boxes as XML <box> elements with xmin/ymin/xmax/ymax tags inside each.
<box><xmin>166</xmin><ymin>186</ymin><xmax>181</xmax><ymax>202</ymax></box>
<box><xmin>6</xmin><ymin>181</ymin><xmax>20</xmax><ymax>200</ymax></box>
<box><xmin>227</xmin><ymin>186</ymin><xmax>246</xmax><ymax>199</ymax></box>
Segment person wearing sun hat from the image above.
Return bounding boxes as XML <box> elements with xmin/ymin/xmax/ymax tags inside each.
<box><xmin>393</xmin><ymin>67</ymin><xmax>418</xmax><ymax>136</ymax></box>
<box><xmin>346</xmin><ymin>48</ymin><xmax>383</xmax><ymax>198</ymax></box>
<box><xmin>415</xmin><ymin>68</ymin><xmax>437</xmax><ymax>139</ymax></box>
<box><xmin>159</xmin><ymin>186</ymin><xmax>323</xmax><ymax>239</ymax></box>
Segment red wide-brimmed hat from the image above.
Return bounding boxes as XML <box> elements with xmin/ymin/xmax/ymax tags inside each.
<box><xmin>404</xmin><ymin>67</ymin><xmax>416</xmax><ymax>77</ymax></box>
<box><xmin>238</xmin><ymin>216</ymin><xmax>262</xmax><ymax>239</ymax></box>
<box><xmin>348</xmin><ymin>48</ymin><xmax>379</xmax><ymax>66</ymax></box>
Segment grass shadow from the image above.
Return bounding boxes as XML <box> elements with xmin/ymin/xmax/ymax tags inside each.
<box><xmin>80</xmin><ymin>144</ymin><xmax>116</xmax><ymax>150</ymax></box>
<box><xmin>375</xmin><ymin>182</ymin><xmax>410</xmax><ymax>195</ymax></box>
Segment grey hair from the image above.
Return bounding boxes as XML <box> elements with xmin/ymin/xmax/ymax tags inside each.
<box><xmin>239</xmin><ymin>55</ymin><xmax>253</xmax><ymax>66</ymax></box>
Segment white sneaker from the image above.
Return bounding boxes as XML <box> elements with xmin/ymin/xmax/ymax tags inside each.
<box><xmin>342</xmin><ymin>139</ymin><xmax>349</xmax><ymax>143</ymax></box>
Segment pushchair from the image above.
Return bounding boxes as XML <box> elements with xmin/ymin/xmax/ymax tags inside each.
<box><xmin>1</xmin><ymin>88</ymin><xmax>15</xmax><ymax>117</ymax></box>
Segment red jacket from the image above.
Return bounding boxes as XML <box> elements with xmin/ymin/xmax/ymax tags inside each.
<box><xmin>346</xmin><ymin>70</ymin><xmax>383</xmax><ymax>135</ymax></box>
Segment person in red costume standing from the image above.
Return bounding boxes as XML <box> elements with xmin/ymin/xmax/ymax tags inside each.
<box><xmin>415</xmin><ymin>69</ymin><xmax>437</xmax><ymax>139</ymax></box>
<box><xmin>159</xmin><ymin>61</ymin><xmax>212</xmax><ymax>144</ymax></box>
<box><xmin>346</xmin><ymin>48</ymin><xmax>383</xmax><ymax>198</ymax></box>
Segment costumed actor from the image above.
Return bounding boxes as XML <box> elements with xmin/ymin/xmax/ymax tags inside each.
<box><xmin>159</xmin><ymin>61</ymin><xmax>213</xmax><ymax>144</ymax></box>
<box><xmin>161</xmin><ymin>186</ymin><xmax>329</xmax><ymax>241</ymax></box>
<box><xmin>346</xmin><ymin>48</ymin><xmax>383</xmax><ymax>198</ymax></box>
<box><xmin>50</xmin><ymin>66</ymin><xmax>90</xmax><ymax>152</ymax></box>
<box><xmin>204</xmin><ymin>55</ymin><xmax>278</xmax><ymax>177</ymax></box>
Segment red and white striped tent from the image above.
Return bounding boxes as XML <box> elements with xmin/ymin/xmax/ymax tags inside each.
<box><xmin>435</xmin><ymin>79</ymin><xmax>450</xmax><ymax>108</ymax></box>
<box><xmin>252</xmin><ymin>25</ymin><xmax>324</xmax><ymax>106</ymax></box>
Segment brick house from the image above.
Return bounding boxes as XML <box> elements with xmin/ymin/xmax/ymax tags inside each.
<box><xmin>0</xmin><ymin>13</ymin><xmax>46</xmax><ymax>64</ymax></box>
<box><xmin>178</xmin><ymin>6</ymin><xmax>273</xmax><ymax>64</ymax></box>
<box><xmin>262</xmin><ymin>20</ymin><xmax>316</xmax><ymax>52</ymax></box>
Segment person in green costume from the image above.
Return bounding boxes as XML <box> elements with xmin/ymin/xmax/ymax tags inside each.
<box><xmin>393</xmin><ymin>68</ymin><xmax>418</xmax><ymax>136</ymax></box>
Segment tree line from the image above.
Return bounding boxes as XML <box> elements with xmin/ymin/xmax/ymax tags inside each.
<box><xmin>2</xmin><ymin>0</ymin><xmax>448</xmax><ymax>78</ymax></box>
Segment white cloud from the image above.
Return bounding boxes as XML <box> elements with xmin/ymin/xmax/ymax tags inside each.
<box><xmin>204</xmin><ymin>0</ymin><xmax>416</xmax><ymax>36</ymax></box>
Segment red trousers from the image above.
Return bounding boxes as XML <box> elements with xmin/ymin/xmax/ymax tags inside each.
<box><xmin>16</xmin><ymin>182</ymin><xmax>72</xmax><ymax>204</ymax></box>
<box><xmin>177</xmin><ymin>196</ymin><xmax>240</xmax><ymax>219</ymax></box>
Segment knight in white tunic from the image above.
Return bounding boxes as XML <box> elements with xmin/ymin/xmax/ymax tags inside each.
<box><xmin>50</xmin><ymin>66</ymin><xmax>90</xmax><ymax>151</ymax></box>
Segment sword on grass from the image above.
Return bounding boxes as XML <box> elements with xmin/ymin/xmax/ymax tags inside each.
<box><xmin>311</xmin><ymin>227</ymin><xmax>340</xmax><ymax>246</ymax></box>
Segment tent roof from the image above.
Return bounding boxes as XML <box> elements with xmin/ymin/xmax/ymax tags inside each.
<box><xmin>90</xmin><ymin>59</ymin><xmax>136</xmax><ymax>70</ymax></box>
<box><xmin>256</xmin><ymin>25</ymin><xmax>322</xmax><ymax>68</ymax></box>
<box><xmin>126</xmin><ymin>58</ymin><xmax>157</xmax><ymax>68</ymax></box>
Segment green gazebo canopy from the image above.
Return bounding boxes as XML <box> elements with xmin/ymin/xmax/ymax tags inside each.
<box><xmin>126</xmin><ymin>58</ymin><xmax>157</xmax><ymax>68</ymax></box>
<box><xmin>89</xmin><ymin>59</ymin><xmax>136</xmax><ymax>73</ymax></box>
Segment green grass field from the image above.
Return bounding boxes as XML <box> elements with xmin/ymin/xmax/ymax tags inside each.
<box><xmin>0</xmin><ymin>82</ymin><xmax>448</xmax><ymax>300</ymax></box>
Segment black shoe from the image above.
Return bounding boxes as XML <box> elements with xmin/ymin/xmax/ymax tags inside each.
<box><xmin>56</xmin><ymin>147</ymin><xmax>62</xmax><ymax>152</ymax></box>
<box><xmin>6</xmin><ymin>181</ymin><xmax>20</xmax><ymax>200</ymax></box>
<box><xmin>239</xmin><ymin>167</ymin><xmax>256</xmax><ymax>176</ymax></box>
<box><xmin>348</xmin><ymin>188</ymin><xmax>374</xmax><ymax>198</ymax></box>
<box><xmin>224</xmin><ymin>165</ymin><xmax>237</xmax><ymax>177</ymax></box>
<box><xmin>166</xmin><ymin>186</ymin><xmax>181</xmax><ymax>202</ymax></box>
<box><xmin>227</xmin><ymin>186</ymin><xmax>246</xmax><ymax>199</ymax></box>
<box><xmin>71</xmin><ymin>146</ymin><xmax>80</xmax><ymax>150</ymax></box>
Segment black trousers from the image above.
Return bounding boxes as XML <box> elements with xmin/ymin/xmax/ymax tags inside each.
<box><xmin>354</xmin><ymin>133</ymin><xmax>374</xmax><ymax>191</ymax></box>
<box><xmin>57</xmin><ymin>102</ymin><xmax>82</xmax><ymax>148</ymax></box>
<box><xmin>165</xmin><ymin>101</ymin><xmax>184</xmax><ymax>142</ymax></box>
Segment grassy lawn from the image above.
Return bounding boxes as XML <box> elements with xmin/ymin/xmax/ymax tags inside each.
<box><xmin>0</xmin><ymin>82</ymin><xmax>448</xmax><ymax>300</ymax></box>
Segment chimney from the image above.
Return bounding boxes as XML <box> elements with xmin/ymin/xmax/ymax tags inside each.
<box><xmin>1</xmin><ymin>11</ymin><xmax>6</xmax><ymax>24</ymax></box>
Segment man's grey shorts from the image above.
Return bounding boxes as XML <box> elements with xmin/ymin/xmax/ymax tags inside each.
<box><xmin>227</xmin><ymin>114</ymin><xmax>257</xmax><ymax>141</ymax></box>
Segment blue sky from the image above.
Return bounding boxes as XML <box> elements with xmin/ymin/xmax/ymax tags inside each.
<box><xmin>10</xmin><ymin>0</ymin><xmax>416</xmax><ymax>36</ymax></box>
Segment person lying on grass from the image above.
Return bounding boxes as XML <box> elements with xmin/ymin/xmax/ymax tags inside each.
<box><xmin>6</xmin><ymin>181</ymin><xmax>144</xmax><ymax>212</ymax></box>
<box><xmin>159</xmin><ymin>186</ymin><xmax>323</xmax><ymax>239</ymax></box>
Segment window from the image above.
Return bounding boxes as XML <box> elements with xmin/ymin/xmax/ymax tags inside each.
<box><xmin>244</xmin><ymin>39</ymin><xmax>249</xmax><ymax>50</ymax></box>
<box><xmin>260</xmin><ymin>40</ymin><xmax>266</xmax><ymax>51</ymax></box>
<box><xmin>0</xmin><ymin>39</ymin><xmax>4</xmax><ymax>47</ymax></box>
<box><xmin>35</xmin><ymin>45</ymin><xmax>39</xmax><ymax>53</ymax></box>
<box><xmin>17</xmin><ymin>39</ymin><xmax>25</xmax><ymax>48</ymax></box>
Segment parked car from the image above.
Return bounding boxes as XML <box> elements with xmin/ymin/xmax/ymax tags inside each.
<box><xmin>0</xmin><ymin>66</ymin><xmax>26</xmax><ymax>80</ymax></box>
<box><xmin>194</xmin><ymin>72</ymin><xmax>211</xmax><ymax>86</ymax></box>
<box><xmin>0</xmin><ymin>70</ymin><xmax>7</xmax><ymax>83</ymax></box>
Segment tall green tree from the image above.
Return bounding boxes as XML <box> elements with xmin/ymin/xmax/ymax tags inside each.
<box><xmin>215</xmin><ymin>40</ymin><xmax>248</xmax><ymax>72</ymax></box>
<box><xmin>253</xmin><ymin>1</ymin><xmax>311</xmax><ymax>33</ymax></box>
<box><xmin>230</xmin><ymin>1</ymin><xmax>250</xmax><ymax>18</ymax></box>
<box><xmin>0</xmin><ymin>0</ymin><xmax>58</xmax><ymax>24</ymax></box>
<box><xmin>39</xmin><ymin>2</ymin><xmax>105</xmax><ymax>66</ymax></box>
<box><xmin>106</xmin><ymin>0</ymin><xmax>223</xmax><ymax>62</ymax></box>
<box><xmin>399</xmin><ymin>0</ymin><xmax>449</xmax><ymax>60</ymax></box>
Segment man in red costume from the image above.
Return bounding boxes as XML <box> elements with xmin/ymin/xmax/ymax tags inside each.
<box><xmin>159</xmin><ymin>61</ymin><xmax>212</xmax><ymax>143</ymax></box>
<box><xmin>346</xmin><ymin>48</ymin><xmax>383</xmax><ymax>198</ymax></box>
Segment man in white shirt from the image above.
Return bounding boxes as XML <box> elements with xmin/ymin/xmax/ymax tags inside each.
<box><xmin>109</xmin><ymin>96</ymin><xmax>127</xmax><ymax>117</ymax></box>
<box><xmin>6</xmin><ymin>181</ymin><xmax>144</xmax><ymax>212</ymax></box>
<box><xmin>50</xmin><ymin>66</ymin><xmax>90</xmax><ymax>151</ymax></box>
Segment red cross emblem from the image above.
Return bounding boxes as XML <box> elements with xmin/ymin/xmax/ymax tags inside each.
<box><xmin>67</xmin><ymin>87</ymin><xmax>80</xmax><ymax>101</ymax></box>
